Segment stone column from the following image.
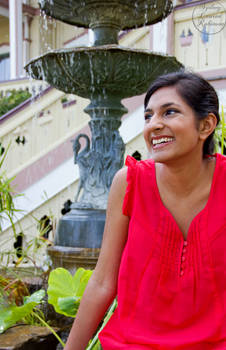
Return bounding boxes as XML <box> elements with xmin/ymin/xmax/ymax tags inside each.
<box><xmin>9</xmin><ymin>0</ymin><xmax>23</xmax><ymax>79</ymax></box>
<box><xmin>23</xmin><ymin>14</ymin><xmax>30</xmax><ymax>68</ymax></box>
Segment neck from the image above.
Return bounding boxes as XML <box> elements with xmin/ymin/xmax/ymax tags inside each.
<box><xmin>156</xmin><ymin>151</ymin><xmax>213</xmax><ymax>196</ymax></box>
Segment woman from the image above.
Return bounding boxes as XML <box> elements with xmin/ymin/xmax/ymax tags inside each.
<box><xmin>64</xmin><ymin>71</ymin><xmax>226</xmax><ymax>349</ymax></box>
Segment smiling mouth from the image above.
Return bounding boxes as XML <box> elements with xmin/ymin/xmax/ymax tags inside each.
<box><xmin>152</xmin><ymin>137</ymin><xmax>175</xmax><ymax>149</ymax></box>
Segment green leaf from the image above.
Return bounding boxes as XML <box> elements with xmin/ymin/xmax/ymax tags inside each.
<box><xmin>75</xmin><ymin>269</ymin><xmax>92</xmax><ymax>297</ymax></box>
<box><xmin>0</xmin><ymin>309</ymin><xmax>12</xmax><ymax>333</ymax></box>
<box><xmin>91</xmin><ymin>340</ymin><xmax>102</xmax><ymax>350</ymax></box>
<box><xmin>0</xmin><ymin>289</ymin><xmax>45</xmax><ymax>333</ymax></box>
<box><xmin>58</xmin><ymin>296</ymin><xmax>80</xmax><ymax>317</ymax></box>
<box><xmin>47</xmin><ymin>267</ymin><xmax>92</xmax><ymax>317</ymax></box>
<box><xmin>23</xmin><ymin>289</ymin><xmax>45</xmax><ymax>304</ymax></box>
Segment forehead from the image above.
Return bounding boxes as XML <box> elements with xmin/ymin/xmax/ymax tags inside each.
<box><xmin>147</xmin><ymin>86</ymin><xmax>186</xmax><ymax>109</ymax></box>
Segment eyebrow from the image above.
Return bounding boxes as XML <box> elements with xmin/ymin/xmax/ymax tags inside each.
<box><xmin>144</xmin><ymin>102</ymin><xmax>181</xmax><ymax>112</ymax></box>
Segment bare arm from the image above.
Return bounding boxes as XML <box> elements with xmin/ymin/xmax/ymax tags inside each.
<box><xmin>64</xmin><ymin>167</ymin><xmax>129</xmax><ymax>350</ymax></box>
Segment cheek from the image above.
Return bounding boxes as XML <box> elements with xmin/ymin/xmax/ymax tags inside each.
<box><xmin>143</xmin><ymin>125</ymin><xmax>150</xmax><ymax>143</ymax></box>
<box><xmin>175</xmin><ymin>121</ymin><xmax>199</xmax><ymax>138</ymax></box>
<box><xmin>143</xmin><ymin>125</ymin><xmax>147</xmax><ymax>137</ymax></box>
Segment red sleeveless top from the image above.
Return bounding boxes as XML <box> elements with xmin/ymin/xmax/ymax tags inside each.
<box><xmin>99</xmin><ymin>154</ymin><xmax>226</xmax><ymax>349</ymax></box>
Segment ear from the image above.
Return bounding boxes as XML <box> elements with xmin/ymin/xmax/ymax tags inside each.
<box><xmin>199</xmin><ymin>113</ymin><xmax>218</xmax><ymax>140</ymax></box>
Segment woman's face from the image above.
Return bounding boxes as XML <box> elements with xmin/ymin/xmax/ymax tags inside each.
<box><xmin>143</xmin><ymin>86</ymin><xmax>204</xmax><ymax>163</ymax></box>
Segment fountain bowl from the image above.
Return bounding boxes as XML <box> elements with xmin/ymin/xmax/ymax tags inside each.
<box><xmin>39</xmin><ymin>0</ymin><xmax>173</xmax><ymax>30</ymax></box>
<box><xmin>25</xmin><ymin>45</ymin><xmax>183</xmax><ymax>100</ymax></box>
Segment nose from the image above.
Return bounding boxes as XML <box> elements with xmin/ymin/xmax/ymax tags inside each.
<box><xmin>147</xmin><ymin>113</ymin><xmax>164</xmax><ymax>131</ymax></box>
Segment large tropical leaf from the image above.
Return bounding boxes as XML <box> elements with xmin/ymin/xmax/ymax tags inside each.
<box><xmin>47</xmin><ymin>267</ymin><xmax>92</xmax><ymax>317</ymax></box>
<box><xmin>0</xmin><ymin>289</ymin><xmax>45</xmax><ymax>333</ymax></box>
<box><xmin>58</xmin><ymin>296</ymin><xmax>79</xmax><ymax>317</ymax></box>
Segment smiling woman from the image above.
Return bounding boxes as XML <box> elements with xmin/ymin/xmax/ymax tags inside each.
<box><xmin>64</xmin><ymin>71</ymin><xmax>226</xmax><ymax>350</ymax></box>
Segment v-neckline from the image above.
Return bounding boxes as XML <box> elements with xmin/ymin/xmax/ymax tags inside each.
<box><xmin>152</xmin><ymin>154</ymin><xmax>219</xmax><ymax>242</ymax></box>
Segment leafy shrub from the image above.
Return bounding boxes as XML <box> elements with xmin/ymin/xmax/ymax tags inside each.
<box><xmin>215</xmin><ymin>106</ymin><xmax>226</xmax><ymax>154</ymax></box>
<box><xmin>0</xmin><ymin>89</ymin><xmax>31</xmax><ymax>117</ymax></box>
<box><xmin>0</xmin><ymin>144</ymin><xmax>20</xmax><ymax>236</ymax></box>
<box><xmin>0</xmin><ymin>283</ymin><xmax>45</xmax><ymax>333</ymax></box>
<box><xmin>0</xmin><ymin>144</ymin><xmax>53</xmax><ymax>267</ymax></box>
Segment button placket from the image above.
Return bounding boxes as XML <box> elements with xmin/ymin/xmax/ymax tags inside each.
<box><xmin>180</xmin><ymin>240</ymin><xmax>188</xmax><ymax>277</ymax></box>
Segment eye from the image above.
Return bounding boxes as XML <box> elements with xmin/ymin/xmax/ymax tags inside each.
<box><xmin>164</xmin><ymin>108</ymin><xmax>179</xmax><ymax>117</ymax></box>
<box><xmin>144</xmin><ymin>112</ymin><xmax>153</xmax><ymax>122</ymax></box>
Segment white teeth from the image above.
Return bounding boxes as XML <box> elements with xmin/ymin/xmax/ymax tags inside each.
<box><xmin>152</xmin><ymin>137</ymin><xmax>174</xmax><ymax>145</ymax></box>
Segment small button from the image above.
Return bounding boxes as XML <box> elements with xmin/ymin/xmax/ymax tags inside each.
<box><xmin>181</xmin><ymin>256</ymin><xmax>186</xmax><ymax>262</ymax></box>
<box><xmin>181</xmin><ymin>262</ymin><xmax>185</xmax><ymax>269</ymax></box>
<box><xmin>183</xmin><ymin>241</ymin><xmax>188</xmax><ymax>246</ymax></box>
<box><xmin>180</xmin><ymin>270</ymin><xmax>184</xmax><ymax>276</ymax></box>
<box><xmin>182</xmin><ymin>248</ymin><xmax>187</xmax><ymax>253</ymax></box>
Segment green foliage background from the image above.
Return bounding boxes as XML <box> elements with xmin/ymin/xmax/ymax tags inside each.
<box><xmin>0</xmin><ymin>89</ymin><xmax>31</xmax><ymax>117</ymax></box>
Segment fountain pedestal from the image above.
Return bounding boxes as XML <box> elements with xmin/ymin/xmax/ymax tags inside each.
<box><xmin>26</xmin><ymin>0</ymin><xmax>182</xmax><ymax>272</ymax></box>
<box><xmin>54</xmin><ymin>208</ymin><xmax>106</xmax><ymax>248</ymax></box>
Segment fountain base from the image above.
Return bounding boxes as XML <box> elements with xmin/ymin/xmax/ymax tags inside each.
<box><xmin>47</xmin><ymin>246</ymin><xmax>100</xmax><ymax>273</ymax></box>
<box><xmin>55</xmin><ymin>208</ymin><xmax>106</xmax><ymax>248</ymax></box>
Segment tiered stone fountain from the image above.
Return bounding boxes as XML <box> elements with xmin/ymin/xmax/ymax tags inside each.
<box><xmin>26</xmin><ymin>0</ymin><xmax>182</xmax><ymax>272</ymax></box>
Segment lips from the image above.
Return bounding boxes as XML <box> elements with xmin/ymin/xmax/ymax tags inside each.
<box><xmin>151</xmin><ymin>136</ymin><xmax>175</xmax><ymax>149</ymax></box>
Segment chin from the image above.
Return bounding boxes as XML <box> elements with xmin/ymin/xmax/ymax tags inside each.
<box><xmin>149</xmin><ymin>150</ymin><xmax>175</xmax><ymax>163</ymax></box>
<box><xmin>146</xmin><ymin>142</ymin><xmax>178</xmax><ymax>163</ymax></box>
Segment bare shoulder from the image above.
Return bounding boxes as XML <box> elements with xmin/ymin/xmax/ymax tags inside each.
<box><xmin>109</xmin><ymin>167</ymin><xmax>128</xmax><ymax>200</ymax></box>
<box><xmin>113</xmin><ymin>166</ymin><xmax>128</xmax><ymax>181</ymax></box>
<box><xmin>106</xmin><ymin>167</ymin><xmax>128</xmax><ymax>215</ymax></box>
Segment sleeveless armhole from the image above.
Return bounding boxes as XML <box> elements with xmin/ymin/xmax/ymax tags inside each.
<box><xmin>122</xmin><ymin>155</ymin><xmax>138</xmax><ymax>217</ymax></box>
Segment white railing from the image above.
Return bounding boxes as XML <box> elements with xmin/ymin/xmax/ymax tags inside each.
<box><xmin>0</xmin><ymin>77</ymin><xmax>49</xmax><ymax>98</ymax></box>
